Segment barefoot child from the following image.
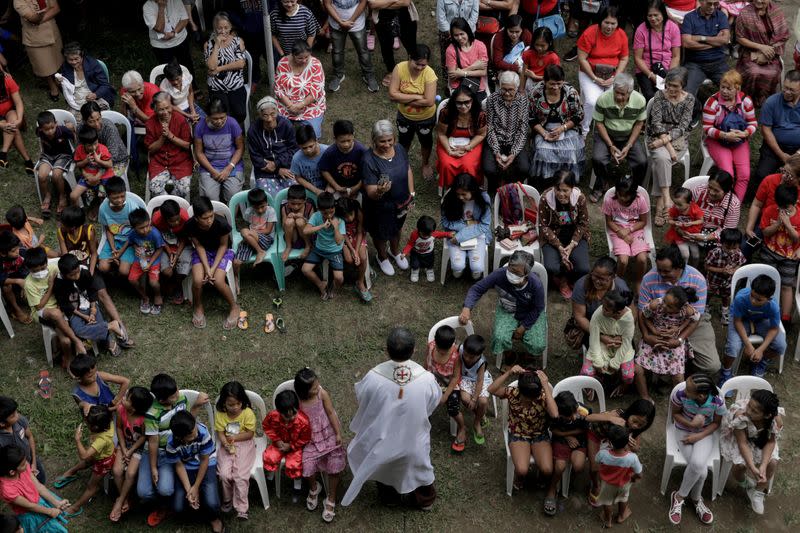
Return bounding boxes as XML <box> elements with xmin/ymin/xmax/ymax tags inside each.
<box><xmin>233</xmin><ymin>187</ymin><xmax>276</xmax><ymax>285</ymax></box>
<box><xmin>151</xmin><ymin>199</ymin><xmax>191</xmax><ymax>304</ymax></box>
<box><xmin>115</xmin><ymin>208</ymin><xmax>165</xmax><ymax>316</ymax></box>
<box><xmin>110</xmin><ymin>386</ymin><xmax>153</xmax><ymax>522</ymax></box>
<box><xmin>0</xmin><ymin>232</ymin><xmax>30</xmax><ymax>324</ymax></box>
<box><xmin>425</xmin><ymin>325</ymin><xmax>466</xmax><ymax>452</ymax></box>
<box><xmin>337</xmin><ymin>197</ymin><xmax>372</xmax><ymax>302</ymax></box>
<box><xmin>34</xmin><ymin>110</ymin><xmax>74</xmax><ymax>218</ymax></box>
<box><xmin>547</xmin><ymin>391</ymin><xmax>589</xmax><ymax>511</ymax></box>
<box><xmin>302</xmin><ymin>192</ymin><xmax>346</xmax><ymax>300</ymax></box>
<box><xmin>280</xmin><ymin>184</ymin><xmax>315</xmax><ymax>263</ymax></box>
<box><xmin>0</xmin><ymin>446</ymin><xmax>70</xmax><ymax>533</ymax></box>
<box><xmin>214</xmin><ymin>382</ymin><xmax>256</xmax><ymax>520</ymax></box>
<box><xmin>596</xmin><ymin>424</ymin><xmax>642</xmax><ymax>527</ymax></box>
<box><xmin>581</xmin><ymin>289</ymin><xmax>635</xmax><ymax>397</ymax></box>
<box><xmin>262</xmin><ymin>390</ymin><xmax>311</xmax><ymax>498</ymax></box>
<box><xmin>65</xmin><ymin>405</ymin><xmax>116</xmax><ymax>515</ymax></box>
<box><xmin>69</xmin><ymin>355</ymin><xmax>129</xmax><ymax>414</ymax></box>
<box><xmin>459</xmin><ymin>334</ymin><xmax>492</xmax><ymax>446</ymax></box>
<box><xmin>295</xmin><ymin>368</ymin><xmax>346</xmax><ymax>522</ymax></box>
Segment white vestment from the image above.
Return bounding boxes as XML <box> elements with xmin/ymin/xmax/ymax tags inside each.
<box><xmin>341</xmin><ymin>359</ymin><xmax>441</xmax><ymax>506</ymax></box>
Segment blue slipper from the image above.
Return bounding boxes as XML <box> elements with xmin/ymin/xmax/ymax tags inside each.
<box><xmin>53</xmin><ymin>475</ymin><xmax>78</xmax><ymax>488</ymax></box>
<box><xmin>64</xmin><ymin>507</ymin><xmax>83</xmax><ymax>518</ymax></box>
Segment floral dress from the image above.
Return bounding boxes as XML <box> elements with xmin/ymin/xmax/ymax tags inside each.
<box><xmin>720</xmin><ymin>398</ymin><xmax>784</xmax><ymax>466</ymax></box>
<box><xmin>273</xmin><ymin>56</ymin><xmax>326</xmax><ymax>121</ymax></box>
<box><xmin>299</xmin><ymin>387</ymin><xmax>346</xmax><ymax>477</ymax></box>
<box><xmin>506</xmin><ymin>386</ymin><xmax>548</xmax><ymax>440</ymax></box>
<box><xmin>425</xmin><ymin>341</ymin><xmax>460</xmax><ymax>389</ymax></box>
<box><xmin>635</xmin><ymin>298</ymin><xmax>696</xmax><ymax>376</ymax></box>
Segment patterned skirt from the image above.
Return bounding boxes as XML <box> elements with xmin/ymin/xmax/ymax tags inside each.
<box><xmin>492</xmin><ymin>305</ymin><xmax>547</xmax><ymax>356</ymax></box>
<box><xmin>531</xmin><ymin>129</ymin><xmax>585</xmax><ymax>181</ymax></box>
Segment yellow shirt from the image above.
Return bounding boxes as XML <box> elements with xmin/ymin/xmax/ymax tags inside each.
<box><xmin>23</xmin><ymin>264</ymin><xmax>58</xmax><ymax>322</ymax></box>
<box><xmin>395</xmin><ymin>61</ymin><xmax>437</xmax><ymax>121</ymax></box>
<box><xmin>214</xmin><ymin>408</ymin><xmax>256</xmax><ymax>436</ymax></box>
<box><xmin>90</xmin><ymin>426</ymin><xmax>116</xmax><ymax>461</ymax></box>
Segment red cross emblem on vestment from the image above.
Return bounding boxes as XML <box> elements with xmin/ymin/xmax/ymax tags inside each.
<box><xmin>392</xmin><ymin>365</ymin><xmax>412</xmax><ymax>385</ymax></box>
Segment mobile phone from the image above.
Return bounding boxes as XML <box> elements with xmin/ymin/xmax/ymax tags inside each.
<box><xmin>746</xmin><ymin>235</ymin><xmax>762</xmax><ymax>248</ymax></box>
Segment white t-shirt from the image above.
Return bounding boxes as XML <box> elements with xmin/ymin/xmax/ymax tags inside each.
<box><xmin>159</xmin><ymin>65</ymin><xmax>193</xmax><ymax>110</ymax></box>
<box><xmin>244</xmin><ymin>206</ymin><xmax>277</xmax><ymax>232</ymax></box>
<box><xmin>328</xmin><ymin>0</ymin><xmax>365</xmax><ymax>32</ymax></box>
<box><xmin>143</xmin><ymin>0</ymin><xmax>189</xmax><ymax>49</ymax></box>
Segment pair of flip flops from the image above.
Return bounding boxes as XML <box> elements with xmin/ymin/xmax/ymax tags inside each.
<box><xmin>263</xmin><ymin>314</ymin><xmax>287</xmax><ymax>334</ymax></box>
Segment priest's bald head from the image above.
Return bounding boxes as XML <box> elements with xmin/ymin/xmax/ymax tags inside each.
<box><xmin>387</xmin><ymin>327</ymin><xmax>415</xmax><ymax>362</ymax></box>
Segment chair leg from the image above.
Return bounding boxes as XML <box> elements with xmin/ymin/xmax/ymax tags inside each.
<box><xmin>561</xmin><ymin>464</ymin><xmax>572</xmax><ymax>497</ymax></box>
<box><xmin>542</xmin><ymin>347</ymin><xmax>548</xmax><ymax>370</ymax></box>
<box><xmin>495</xmin><ymin>352</ymin><xmax>503</xmax><ymax>370</ymax></box>
<box><xmin>44</xmin><ymin>330</ymin><xmax>54</xmax><ymax>367</ymax></box>
<box><xmin>275</xmin><ymin>460</ymin><xmax>283</xmax><ymax>499</ymax></box>
<box><xmin>717</xmin><ymin>458</ymin><xmax>733</xmax><ymax>499</ymax></box>
<box><xmin>492</xmin><ymin>395</ymin><xmax>498</xmax><ymax>418</ymax></box>
<box><xmin>440</xmin><ymin>247</ymin><xmax>450</xmax><ymax>285</ymax></box>
<box><xmin>0</xmin><ymin>305</ymin><xmax>14</xmax><ymax>339</ymax></box>
<box><xmin>449</xmin><ymin>417</ymin><xmax>457</xmax><ymax>437</ymax></box>
<box><xmin>660</xmin><ymin>456</ymin><xmax>674</xmax><ymax>495</ymax></box>
<box><xmin>506</xmin><ymin>456</ymin><xmax>515</xmax><ymax>497</ymax></box>
<box><xmin>795</xmin><ymin>330</ymin><xmax>800</xmax><ymax>362</ymax></box>
<box><xmin>182</xmin><ymin>276</ymin><xmax>193</xmax><ymax>303</ymax></box>
<box><xmin>252</xmin><ymin>469</ymin><xmax>270</xmax><ymax>510</ymax></box>
<box><xmin>711</xmin><ymin>458</ymin><xmax>720</xmax><ymax>501</ymax></box>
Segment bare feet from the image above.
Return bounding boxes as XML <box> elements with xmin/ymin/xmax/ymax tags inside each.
<box><xmin>12</xmin><ymin>311</ymin><xmax>32</xmax><ymax>324</ymax></box>
<box><xmin>299</xmin><ymin>246</ymin><xmax>311</xmax><ymax>260</ymax></box>
<box><xmin>109</xmin><ymin>498</ymin><xmax>125</xmax><ymax>522</ymax></box>
<box><xmin>616</xmin><ymin>508</ymin><xmax>632</xmax><ymax>523</ymax></box>
<box><xmin>422</xmin><ymin>164</ymin><xmax>434</xmax><ymax>180</ymax></box>
<box><xmin>601</xmin><ymin>513</ymin><xmax>613</xmax><ymax>528</ymax></box>
<box><xmin>254</xmin><ymin>250</ymin><xmax>266</xmax><ymax>266</ymax></box>
<box><xmin>281</xmin><ymin>248</ymin><xmax>291</xmax><ymax>262</ymax></box>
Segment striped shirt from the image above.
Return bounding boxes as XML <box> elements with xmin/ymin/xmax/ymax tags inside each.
<box><xmin>690</xmin><ymin>184</ymin><xmax>741</xmax><ymax>239</ymax></box>
<box><xmin>592</xmin><ymin>89</ymin><xmax>647</xmax><ymax>142</ymax></box>
<box><xmin>596</xmin><ymin>449</ymin><xmax>642</xmax><ymax>486</ymax></box>
<box><xmin>638</xmin><ymin>265</ymin><xmax>708</xmax><ymax>315</ymax></box>
<box><xmin>165</xmin><ymin>422</ymin><xmax>216</xmax><ymax>469</ymax></box>
<box><xmin>204</xmin><ymin>36</ymin><xmax>245</xmax><ymax>92</ymax></box>
<box><xmin>144</xmin><ymin>393</ymin><xmax>189</xmax><ymax>449</ymax></box>
<box><xmin>702</xmin><ymin>92</ymin><xmax>757</xmax><ymax>140</ymax></box>
<box><xmin>485</xmin><ymin>91</ymin><xmax>530</xmax><ymax>157</ymax></box>
<box><xmin>270</xmin><ymin>5</ymin><xmax>320</xmax><ymax>56</ymax></box>
<box><xmin>671</xmin><ymin>386</ymin><xmax>726</xmax><ymax>433</ymax></box>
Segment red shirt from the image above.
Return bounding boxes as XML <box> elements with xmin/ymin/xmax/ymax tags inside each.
<box><xmin>761</xmin><ymin>203</ymin><xmax>800</xmax><ymax>258</ymax></box>
<box><xmin>521</xmin><ymin>49</ymin><xmax>560</xmax><ymax>78</ymax></box>
<box><xmin>262</xmin><ymin>409</ymin><xmax>311</xmax><ymax>451</ymax></box>
<box><xmin>152</xmin><ymin>207</ymin><xmax>189</xmax><ymax>253</ymax></box>
<box><xmin>577</xmin><ymin>25</ymin><xmax>630</xmax><ymax>69</ymax></box>
<box><xmin>144</xmin><ymin>112</ymin><xmax>193</xmax><ymax>179</ymax></box>
<box><xmin>755</xmin><ymin>173</ymin><xmax>797</xmax><ymax>210</ymax></box>
<box><xmin>519</xmin><ymin>0</ymin><xmax>558</xmax><ymax>16</ymax></box>
<box><xmin>74</xmin><ymin>143</ymin><xmax>114</xmax><ymax>181</ymax></box>
<box><xmin>120</xmin><ymin>81</ymin><xmax>159</xmax><ymax>122</ymax></box>
<box><xmin>666</xmin><ymin>0</ymin><xmax>696</xmax><ymax>11</ymax></box>
<box><xmin>0</xmin><ymin>74</ymin><xmax>20</xmax><ymax>117</ymax></box>
<box><xmin>0</xmin><ymin>464</ymin><xmax>39</xmax><ymax>515</ymax></box>
<box><xmin>492</xmin><ymin>29</ymin><xmax>532</xmax><ymax>72</ymax></box>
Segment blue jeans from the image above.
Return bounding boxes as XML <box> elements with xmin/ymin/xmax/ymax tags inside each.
<box><xmin>137</xmin><ymin>450</ymin><xmax>176</xmax><ymax>501</ymax></box>
<box><xmin>685</xmin><ymin>59</ymin><xmax>729</xmax><ymax>116</ymax></box>
<box><xmin>292</xmin><ymin>115</ymin><xmax>324</xmax><ymax>138</ymax></box>
<box><xmin>173</xmin><ymin>464</ymin><xmax>221</xmax><ymax>521</ymax></box>
<box><xmin>724</xmin><ymin>318</ymin><xmax>787</xmax><ymax>361</ymax></box>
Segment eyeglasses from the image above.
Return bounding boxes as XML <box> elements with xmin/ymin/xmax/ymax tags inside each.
<box><xmin>500</xmin><ymin>87</ymin><xmax>516</xmax><ymax>93</ymax></box>
<box><xmin>455</xmin><ymin>100</ymin><xmax>472</xmax><ymax>106</ymax></box>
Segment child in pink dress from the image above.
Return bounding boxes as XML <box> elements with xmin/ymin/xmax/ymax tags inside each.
<box><xmin>425</xmin><ymin>324</ymin><xmax>466</xmax><ymax>452</ymax></box>
<box><xmin>602</xmin><ymin>178</ymin><xmax>651</xmax><ymax>294</ymax></box>
<box><xmin>294</xmin><ymin>368</ymin><xmax>346</xmax><ymax>523</ymax></box>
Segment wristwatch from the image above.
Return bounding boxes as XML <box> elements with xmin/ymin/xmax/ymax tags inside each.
<box><xmin>699</xmin><ymin>35</ymin><xmax>707</xmax><ymax>43</ymax></box>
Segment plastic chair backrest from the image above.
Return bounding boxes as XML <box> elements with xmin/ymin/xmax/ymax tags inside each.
<box><xmin>101</xmin><ymin>110</ymin><xmax>132</xmax><ymax>157</ymax></box>
<box><xmin>229</xmin><ymin>189</ymin><xmax>274</xmax><ymax>221</ymax></box>
<box><xmin>244</xmin><ymin>50</ymin><xmax>253</xmax><ymax>88</ymax></box>
<box><xmin>272</xmin><ymin>380</ymin><xmax>296</xmax><ymax>409</ymax></box>
<box><xmin>126</xmin><ymin>192</ymin><xmax>146</xmax><ymax>209</ymax></box>
<box><xmin>552</xmin><ymin>375</ymin><xmax>607</xmax><ymax>413</ymax></box>
<box><xmin>730</xmin><ymin>264</ymin><xmax>781</xmax><ymax>305</ymax></box>
<box><xmin>149</xmin><ymin>64</ymin><xmax>167</xmax><ymax>85</ymax></box>
<box><xmin>435</xmin><ymin>98</ymin><xmax>448</xmax><ymax>124</ymax></box>
<box><xmin>97</xmin><ymin>59</ymin><xmax>109</xmax><ymax>81</ymax></box>
<box><xmin>665</xmin><ymin>381</ymin><xmax>684</xmax><ymax>430</ymax></box>
<box><xmin>180</xmin><ymin>389</ymin><xmax>216</xmax><ymax>442</ymax></box>
<box><xmin>48</xmin><ymin>109</ymin><xmax>77</xmax><ymax>129</ymax></box>
<box><xmin>246</xmin><ymin>390</ymin><xmax>267</xmax><ymax>437</ymax></box>
<box><xmin>493</xmin><ymin>183</ymin><xmax>540</xmax><ymax>228</ymax></box>
<box><xmin>500</xmin><ymin>380</ymin><xmax>518</xmax><ymax>435</ymax></box>
<box><xmin>146</xmin><ymin>195</ymin><xmax>190</xmax><ymax>216</ymax></box>
<box><xmin>683</xmin><ymin>176</ymin><xmax>710</xmax><ymax>194</ymax></box>
<box><xmin>602</xmin><ymin>185</ymin><xmax>655</xmax><ymax>256</ymax></box>
<box><xmin>532</xmin><ymin>261</ymin><xmax>548</xmax><ymax>309</ymax></box>
<box><xmin>427</xmin><ymin>316</ymin><xmax>475</xmax><ymax>343</ymax></box>
<box><xmin>719</xmin><ymin>376</ymin><xmax>772</xmax><ymax>404</ymax></box>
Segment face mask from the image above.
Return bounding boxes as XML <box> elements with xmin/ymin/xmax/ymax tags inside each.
<box><xmin>31</xmin><ymin>269</ymin><xmax>49</xmax><ymax>280</ymax></box>
<box><xmin>506</xmin><ymin>270</ymin><xmax>525</xmax><ymax>285</ymax></box>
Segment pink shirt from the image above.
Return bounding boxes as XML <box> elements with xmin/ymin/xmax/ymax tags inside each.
<box><xmin>446</xmin><ymin>40</ymin><xmax>489</xmax><ymax>92</ymax></box>
<box><xmin>601</xmin><ymin>191</ymin><xmax>650</xmax><ymax>229</ymax></box>
<box><xmin>0</xmin><ymin>464</ymin><xmax>39</xmax><ymax>514</ymax></box>
<box><xmin>633</xmin><ymin>21</ymin><xmax>682</xmax><ymax>74</ymax></box>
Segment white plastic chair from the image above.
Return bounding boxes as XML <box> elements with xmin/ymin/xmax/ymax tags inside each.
<box><xmin>146</xmin><ymin>195</ymin><xmax>190</xmax><ymax>215</ymax></box>
<box><xmin>496</xmin><ymin>261</ymin><xmax>548</xmax><ymax>369</ymax></box>
<box><xmin>729</xmin><ymin>264</ymin><xmax>785</xmax><ymax>374</ymax></box>
<box><xmin>642</xmin><ymin>98</ymin><xmax>690</xmax><ymax>191</ymax></box>
<box><xmin>434</xmin><ymin>98</ymin><xmax>449</xmax><ymax>197</ymax></box>
<box><xmin>149</xmin><ymin>64</ymin><xmax>167</xmax><ymax>85</ymax></box>
<box><xmin>794</xmin><ymin>263</ymin><xmax>800</xmax><ymax>363</ymax></box>
<box><xmin>683</xmin><ymin>175</ymin><xmax>711</xmax><ymax>194</ymax></box>
<box><xmin>179</xmin><ymin>389</ymin><xmax>216</xmax><ymax>445</ymax></box>
<box><xmin>243</xmin><ymin>50</ymin><xmax>253</xmax><ymax>133</ymax></box>
<box><xmin>660</xmin><ymin>381</ymin><xmax>721</xmax><ymax>500</ymax></box>
<box><xmin>101</xmin><ymin>110</ymin><xmax>133</xmax><ymax>188</ymax></box>
<box><xmin>270</xmin><ymin>380</ymin><xmax>329</xmax><ymax>499</ymax></box>
<box><xmin>552</xmin><ymin>376</ymin><xmax>606</xmax><ymax>497</ymax></box>
<box><xmin>96</xmin><ymin>192</ymin><xmax>146</xmax><ymax>258</ymax></box>
<box><xmin>699</xmin><ymin>140</ymin><xmax>715</xmax><ymax>177</ymax></box>
<box><xmin>39</xmin><ymin>109</ymin><xmax>79</xmax><ymax>206</ymax></box>
<box><xmin>440</xmin><ymin>198</ymin><xmax>491</xmax><ymax>285</ymax></box>
<box><xmin>492</xmin><ymin>184</ymin><xmax>541</xmax><ymax>271</ymax></box>
<box><xmin>213</xmin><ymin>390</ymin><xmax>271</xmax><ymax>509</ymax></box>
<box><xmin>715</xmin><ymin>376</ymin><xmax>775</xmax><ymax>498</ymax></box>
<box><xmin>0</xmin><ymin>293</ymin><xmax>14</xmax><ymax>338</ymax></box>
<box><xmin>602</xmin><ymin>186</ymin><xmax>657</xmax><ymax>268</ymax></box>
<box><xmin>182</xmin><ymin>201</ymin><xmax>238</xmax><ymax>303</ymax></box>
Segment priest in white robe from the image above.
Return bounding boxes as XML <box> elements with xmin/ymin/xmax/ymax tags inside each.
<box><xmin>341</xmin><ymin>327</ymin><xmax>442</xmax><ymax>509</ymax></box>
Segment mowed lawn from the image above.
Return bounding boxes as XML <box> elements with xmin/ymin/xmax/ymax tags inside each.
<box><xmin>1</xmin><ymin>2</ymin><xmax>799</xmax><ymax>531</ymax></box>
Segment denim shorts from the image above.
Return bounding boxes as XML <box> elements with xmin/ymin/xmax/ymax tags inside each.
<box><xmin>508</xmin><ymin>431</ymin><xmax>550</xmax><ymax>444</ymax></box>
<box><xmin>305</xmin><ymin>248</ymin><xmax>344</xmax><ymax>271</ymax></box>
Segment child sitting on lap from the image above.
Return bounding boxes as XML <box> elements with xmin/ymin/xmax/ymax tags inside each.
<box><xmin>151</xmin><ymin>199</ymin><xmax>192</xmax><ymax>304</ymax></box>
<box><xmin>302</xmin><ymin>192</ymin><xmax>346</xmax><ymax>300</ymax></box>
<box><xmin>56</xmin><ymin>207</ymin><xmax>97</xmax><ymax>273</ymax></box>
<box><xmin>97</xmin><ymin>177</ymin><xmax>146</xmax><ymax>277</ymax></box>
<box><xmin>0</xmin><ymin>232</ymin><xmax>30</xmax><ymax>324</ymax></box>
<box><xmin>70</xmin><ymin>125</ymin><xmax>114</xmax><ymax>209</ymax></box>
<box><xmin>581</xmin><ymin>289</ymin><xmax>635</xmax><ymax>398</ymax></box>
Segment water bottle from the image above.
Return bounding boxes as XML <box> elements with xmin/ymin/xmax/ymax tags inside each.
<box><xmin>37</xmin><ymin>370</ymin><xmax>51</xmax><ymax>400</ymax></box>
<box><xmin>435</xmin><ymin>95</ymin><xmax>442</xmax><ymax>104</ymax></box>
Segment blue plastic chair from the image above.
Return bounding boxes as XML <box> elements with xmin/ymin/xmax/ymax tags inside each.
<box><xmin>228</xmin><ymin>190</ymin><xmax>281</xmax><ymax>290</ymax></box>
<box><xmin>272</xmin><ymin>187</ymin><xmax>317</xmax><ymax>291</ymax></box>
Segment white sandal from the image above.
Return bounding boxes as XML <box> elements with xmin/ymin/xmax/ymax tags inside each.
<box><xmin>322</xmin><ymin>497</ymin><xmax>336</xmax><ymax>523</ymax></box>
<box><xmin>306</xmin><ymin>482</ymin><xmax>322</xmax><ymax>511</ymax></box>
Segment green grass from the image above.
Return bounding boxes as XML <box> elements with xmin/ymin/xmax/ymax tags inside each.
<box><xmin>1</xmin><ymin>4</ymin><xmax>799</xmax><ymax>532</ymax></box>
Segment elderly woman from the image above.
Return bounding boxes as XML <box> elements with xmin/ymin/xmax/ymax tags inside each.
<box><xmin>81</xmin><ymin>101</ymin><xmax>129</xmax><ymax>178</ymax></box>
<box><xmin>246</xmin><ymin>96</ymin><xmax>299</xmax><ymax>196</ymax></box>
<box><xmin>459</xmin><ymin>250</ymin><xmax>547</xmax><ymax>366</ymax></box>
<box><xmin>0</xmin><ymin>71</ymin><xmax>34</xmax><ymax>175</ymax></box>
<box><xmin>274</xmin><ymin>40</ymin><xmax>326</xmax><ymax>138</ymax></box>
<box><xmin>445</xmin><ymin>17</ymin><xmax>489</xmax><ymax>101</ymax></box>
<box><xmin>436</xmin><ymin>86</ymin><xmax>486</xmax><ymax>190</ymax></box>
<box><xmin>539</xmin><ymin>169</ymin><xmax>590</xmax><ymax>298</ymax></box>
<box><xmin>362</xmin><ymin>119</ymin><xmax>415</xmax><ymax>277</ymax></box>
<box><xmin>120</xmin><ymin>70</ymin><xmax>159</xmax><ymax>129</ymax></box>
<box><xmin>683</xmin><ymin>168</ymin><xmax>742</xmax><ymax>249</ymax></box>
<box><xmin>528</xmin><ymin>64</ymin><xmax>584</xmax><ymax>189</ymax></box>
<box><xmin>144</xmin><ymin>92</ymin><xmax>193</xmax><ymax>198</ymax></box>
<box><xmin>388</xmin><ymin>44</ymin><xmax>438</xmax><ymax>181</ymax></box>
<box><xmin>567</xmin><ymin>256</ymin><xmax>630</xmax><ymax>350</ymax></box>
<box><xmin>702</xmin><ymin>70</ymin><xmax>757</xmax><ymax>202</ymax></box>
<box><xmin>13</xmin><ymin>0</ymin><xmax>62</xmax><ymax>100</ymax></box>
<box><xmin>735</xmin><ymin>0</ymin><xmax>789</xmax><ymax>107</ymax></box>
<box><xmin>57</xmin><ymin>42</ymin><xmax>115</xmax><ymax>120</ymax></box>
<box><xmin>482</xmin><ymin>70</ymin><xmax>530</xmax><ymax>194</ymax></box>
<box><xmin>194</xmin><ymin>98</ymin><xmax>245</xmax><ymax>203</ymax></box>
<box><xmin>633</xmin><ymin>0</ymin><xmax>682</xmax><ymax>102</ymax></box>
<box><xmin>576</xmin><ymin>6</ymin><xmax>629</xmax><ymax>134</ymax></box>
<box><xmin>646</xmin><ymin>67</ymin><xmax>694</xmax><ymax>226</ymax></box>
<box><xmin>204</xmin><ymin>12</ymin><xmax>248</xmax><ymax>127</ymax></box>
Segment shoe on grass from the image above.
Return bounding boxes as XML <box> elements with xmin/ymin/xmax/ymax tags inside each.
<box><xmin>328</xmin><ymin>74</ymin><xmax>345</xmax><ymax>92</ymax></box>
